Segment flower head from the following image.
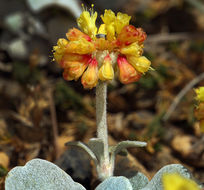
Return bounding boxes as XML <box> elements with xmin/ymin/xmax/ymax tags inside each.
<box><xmin>53</xmin><ymin>5</ymin><xmax>151</xmax><ymax>89</ymax></box>
<box><xmin>162</xmin><ymin>173</ymin><xmax>200</xmax><ymax>190</ymax></box>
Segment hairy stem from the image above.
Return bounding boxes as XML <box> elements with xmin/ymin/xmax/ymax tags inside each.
<box><xmin>96</xmin><ymin>82</ymin><xmax>109</xmax><ymax>160</ymax></box>
<box><xmin>96</xmin><ymin>81</ymin><xmax>112</xmax><ymax>179</ymax></box>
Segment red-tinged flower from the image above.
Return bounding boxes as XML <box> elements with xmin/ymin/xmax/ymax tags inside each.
<box><xmin>66</xmin><ymin>28</ymin><xmax>92</xmax><ymax>42</ymax></box>
<box><xmin>117</xmin><ymin>55</ymin><xmax>141</xmax><ymax>84</ymax></box>
<box><xmin>117</xmin><ymin>25</ymin><xmax>146</xmax><ymax>46</ymax></box>
<box><xmin>81</xmin><ymin>58</ymin><xmax>98</xmax><ymax>89</ymax></box>
<box><xmin>53</xmin><ymin>5</ymin><xmax>151</xmax><ymax>89</ymax></box>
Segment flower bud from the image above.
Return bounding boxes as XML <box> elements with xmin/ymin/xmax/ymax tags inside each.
<box><xmin>98</xmin><ymin>54</ymin><xmax>114</xmax><ymax>81</ymax></box>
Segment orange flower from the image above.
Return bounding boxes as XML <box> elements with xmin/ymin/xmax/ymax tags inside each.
<box><xmin>117</xmin><ymin>25</ymin><xmax>146</xmax><ymax>46</ymax></box>
<box><xmin>117</xmin><ymin>55</ymin><xmax>141</xmax><ymax>84</ymax></box>
<box><xmin>81</xmin><ymin>58</ymin><xmax>98</xmax><ymax>89</ymax></box>
<box><xmin>53</xmin><ymin>5</ymin><xmax>151</xmax><ymax>89</ymax></box>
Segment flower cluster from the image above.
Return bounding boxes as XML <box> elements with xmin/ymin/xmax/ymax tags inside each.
<box><xmin>195</xmin><ymin>87</ymin><xmax>204</xmax><ymax>132</ymax></box>
<box><xmin>53</xmin><ymin>5</ymin><xmax>151</xmax><ymax>89</ymax></box>
<box><xmin>162</xmin><ymin>173</ymin><xmax>200</xmax><ymax>190</ymax></box>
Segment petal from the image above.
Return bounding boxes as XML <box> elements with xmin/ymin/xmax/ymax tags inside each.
<box><xmin>98</xmin><ymin>54</ymin><xmax>114</xmax><ymax>81</ymax></box>
<box><xmin>77</xmin><ymin>7</ymin><xmax>98</xmax><ymax>39</ymax></box>
<box><xmin>53</xmin><ymin>38</ymin><xmax>69</xmax><ymax>63</ymax></box>
<box><xmin>120</xmin><ymin>42</ymin><xmax>143</xmax><ymax>56</ymax></box>
<box><xmin>66</xmin><ymin>28</ymin><xmax>92</xmax><ymax>42</ymax></box>
<box><xmin>117</xmin><ymin>25</ymin><xmax>146</xmax><ymax>46</ymax></box>
<box><xmin>61</xmin><ymin>54</ymin><xmax>91</xmax><ymax>68</ymax></box>
<box><xmin>57</xmin><ymin>38</ymin><xmax>69</xmax><ymax>47</ymax></box>
<box><xmin>115</xmin><ymin>12</ymin><xmax>131</xmax><ymax>34</ymax></box>
<box><xmin>63</xmin><ymin>69</ymin><xmax>74</xmax><ymax>81</ymax></box>
<box><xmin>117</xmin><ymin>55</ymin><xmax>141</xmax><ymax>84</ymax></box>
<box><xmin>81</xmin><ymin>58</ymin><xmax>98</xmax><ymax>89</ymax></box>
<box><xmin>127</xmin><ymin>56</ymin><xmax>151</xmax><ymax>73</ymax></box>
<box><xmin>65</xmin><ymin>38</ymin><xmax>95</xmax><ymax>54</ymax></box>
<box><xmin>101</xmin><ymin>9</ymin><xmax>116</xmax><ymax>24</ymax></box>
<box><xmin>98</xmin><ymin>24</ymin><xmax>106</xmax><ymax>35</ymax></box>
<box><xmin>68</xmin><ymin>62</ymin><xmax>88</xmax><ymax>80</ymax></box>
<box><xmin>106</xmin><ymin>23</ymin><xmax>116</xmax><ymax>41</ymax></box>
<box><xmin>101</xmin><ymin>9</ymin><xmax>116</xmax><ymax>41</ymax></box>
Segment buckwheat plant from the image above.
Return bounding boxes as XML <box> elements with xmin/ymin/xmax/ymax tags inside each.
<box><xmin>5</xmin><ymin>5</ymin><xmax>202</xmax><ymax>190</ymax></box>
<box><xmin>53</xmin><ymin>4</ymin><xmax>150</xmax><ymax>180</ymax></box>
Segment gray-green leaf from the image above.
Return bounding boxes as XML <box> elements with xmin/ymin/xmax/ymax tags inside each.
<box><xmin>5</xmin><ymin>158</ymin><xmax>86</xmax><ymax>190</ymax></box>
<box><xmin>129</xmin><ymin>172</ymin><xmax>149</xmax><ymax>190</ymax></box>
<box><xmin>95</xmin><ymin>176</ymin><xmax>133</xmax><ymax>190</ymax></box>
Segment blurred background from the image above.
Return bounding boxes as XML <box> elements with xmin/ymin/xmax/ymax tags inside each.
<box><xmin>0</xmin><ymin>0</ymin><xmax>204</xmax><ymax>189</ymax></box>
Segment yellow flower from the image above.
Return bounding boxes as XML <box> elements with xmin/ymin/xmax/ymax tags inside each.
<box><xmin>100</xmin><ymin>10</ymin><xmax>131</xmax><ymax>40</ymax></box>
<box><xmin>195</xmin><ymin>87</ymin><xmax>204</xmax><ymax>102</ymax></box>
<box><xmin>120</xmin><ymin>42</ymin><xmax>143</xmax><ymax>56</ymax></box>
<box><xmin>98</xmin><ymin>54</ymin><xmax>114</xmax><ymax>81</ymax></box>
<box><xmin>115</xmin><ymin>12</ymin><xmax>131</xmax><ymax>34</ymax></box>
<box><xmin>77</xmin><ymin>4</ymin><xmax>98</xmax><ymax>39</ymax></box>
<box><xmin>127</xmin><ymin>56</ymin><xmax>151</xmax><ymax>73</ymax></box>
<box><xmin>163</xmin><ymin>173</ymin><xmax>200</xmax><ymax>190</ymax></box>
<box><xmin>101</xmin><ymin>9</ymin><xmax>116</xmax><ymax>24</ymax></box>
<box><xmin>81</xmin><ymin>58</ymin><xmax>98</xmax><ymax>89</ymax></box>
<box><xmin>53</xmin><ymin>39</ymin><xmax>68</xmax><ymax>63</ymax></box>
<box><xmin>101</xmin><ymin>9</ymin><xmax>116</xmax><ymax>41</ymax></box>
